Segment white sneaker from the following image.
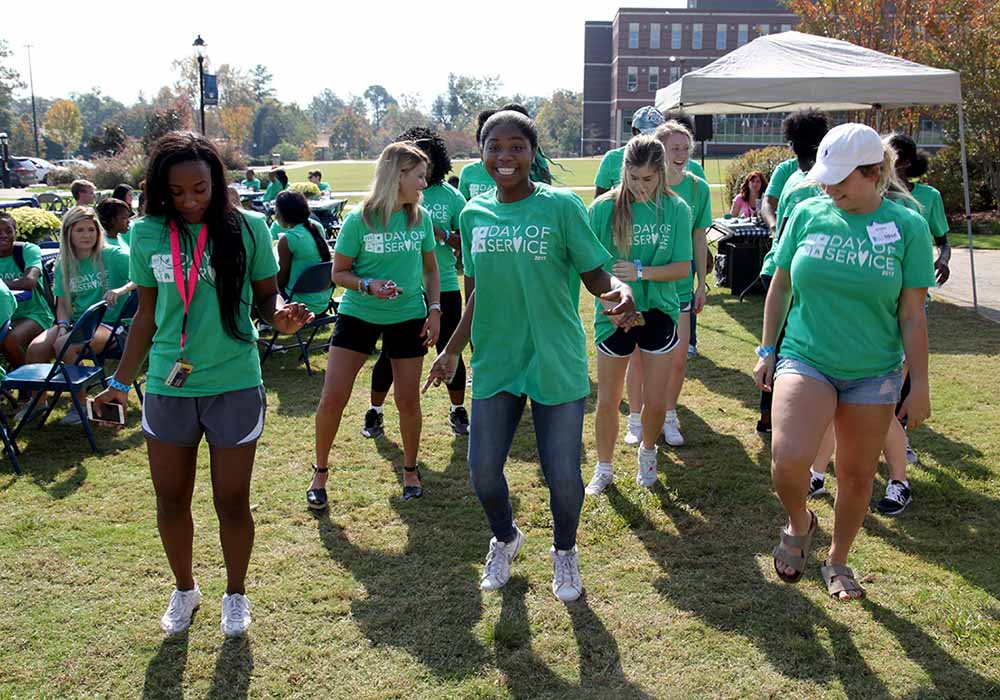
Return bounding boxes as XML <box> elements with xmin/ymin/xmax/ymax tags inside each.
<box><xmin>479</xmin><ymin>526</ymin><xmax>525</xmax><ymax>591</ymax></box>
<box><xmin>585</xmin><ymin>465</ymin><xmax>614</xmax><ymax>496</ymax></box>
<box><xmin>220</xmin><ymin>592</ymin><xmax>252</xmax><ymax>637</ymax></box>
<box><xmin>160</xmin><ymin>586</ymin><xmax>202</xmax><ymax>635</ymax></box>
<box><xmin>687</xmin><ymin>344</ymin><xmax>697</xmax><ymax>358</ymax></box>
<box><xmin>623</xmin><ymin>415</ymin><xmax>642</xmax><ymax>445</ymax></box>
<box><xmin>551</xmin><ymin>546</ymin><xmax>583</xmax><ymax>602</ymax></box>
<box><xmin>636</xmin><ymin>445</ymin><xmax>658</xmax><ymax>488</ymax></box>
<box><xmin>60</xmin><ymin>410</ymin><xmax>83</xmax><ymax>425</ymax></box>
<box><xmin>662</xmin><ymin>412</ymin><xmax>684</xmax><ymax>446</ymax></box>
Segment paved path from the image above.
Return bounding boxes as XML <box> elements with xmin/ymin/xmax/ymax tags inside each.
<box><xmin>932</xmin><ymin>248</ymin><xmax>1000</xmax><ymax>324</ymax></box>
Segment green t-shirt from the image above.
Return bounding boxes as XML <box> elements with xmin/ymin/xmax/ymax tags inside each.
<box><xmin>421</xmin><ymin>182</ymin><xmax>466</xmax><ymax>293</ymax></box>
<box><xmin>0</xmin><ymin>279</ymin><xmax>14</xmax><ymax>379</ymax></box>
<box><xmin>283</xmin><ymin>224</ymin><xmax>331</xmax><ymax>314</ymax></box>
<box><xmin>119</xmin><ymin>222</ymin><xmax>133</xmax><ymax>247</ymax></box>
<box><xmin>104</xmin><ymin>234</ymin><xmax>129</xmax><ymax>253</ymax></box>
<box><xmin>334</xmin><ymin>207</ymin><xmax>436</xmax><ymax>324</ymax></box>
<box><xmin>458</xmin><ymin>161</ymin><xmax>496</xmax><ymax>201</ymax></box>
<box><xmin>670</xmin><ymin>173</ymin><xmax>712</xmax><ymax>302</ymax></box>
<box><xmin>241</xmin><ymin>178</ymin><xmax>262</xmax><ymax>191</ymax></box>
<box><xmin>0</xmin><ymin>243</ymin><xmax>55</xmax><ymax>329</ymax></box>
<box><xmin>269</xmin><ymin>221</ymin><xmax>292</xmax><ymax>242</ymax></box>
<box><xmin>761</xmin><ymin>180</ymin><xmax>825</xmax><ymax>278</ymax></box>
<box><xmin>774</xmin><ymin>197</ymin><xmax>936</xmax><ymax>380</ymax></box>
<box><xmin>764</xmin><ymin>157</ymin><xmax>799</xmax><ymax>200</ymax></box>
<box><xmin>53</xmin><ymin>245</ymin><xmax>132</xmax><ymax>324</ymax></box>
<box><xmin>774</xmin><ymin>169</ymin><xmax>808</xmax><ymax>225</ymax></box>
<box><xmin>317</xmin><ymin>182</ymin><xmax>331</xmax><ymax>192</ymax></box>
<box><xmin>262</xmin><ymin>180</ymin><xmax>285</xmax><ymax>203</ymax></box>
<box><xmin>460</xmin><ymin>183</ymin><xmax>612</xmax><ymax>405</ymax></box>
<box><xmin>910</xmin><ymin>183</ymin><xmax>948</xmax><ymax>239</ymax></box>
<box><xmin>596</xmin><ymin>146</ymin><xmax>706</xmax><ymax>191</ymax></box>
<box><xmin>589</xmin><ymin>193</ymin><xmax>693</xmax><ymax>343</ymax></box>
<box><xmin>129</xmin><ymin>211</ymin><xmax>279</xmax><ymax>397</ymax></box>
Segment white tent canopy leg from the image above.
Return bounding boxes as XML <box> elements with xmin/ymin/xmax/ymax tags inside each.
<box><xmin>957</xmin><ymin>100</ymin><xmax>979</xmax><ymax>311</ymax></box>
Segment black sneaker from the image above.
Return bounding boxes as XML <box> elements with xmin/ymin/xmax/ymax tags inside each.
<box><xmin>450</xmin><ymin>406</ymin><xmax>470</xmax><ymax>436</ymax></box>
<box><xmin>875</xmin><ymin>480</ymin><xmax>912</xmax><ymax>516</ymax></box>
<box><xmin>808</xmin><ymin>474</ymin><xmax>827</xmax><ymax>498</ymax></box>
<box><xmin>361</xmin><ymin>408</ymin><xmax>384</xmax><ymax>438</ymax></box>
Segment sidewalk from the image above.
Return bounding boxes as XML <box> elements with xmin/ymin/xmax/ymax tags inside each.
<box><xmin>933</xmin><ymin>248</ymin><xmax>1000</xmax><ymax>324</ymax></box>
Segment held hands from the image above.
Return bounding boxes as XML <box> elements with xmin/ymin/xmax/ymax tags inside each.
<box><xmin>421</xmin><ymin>309</ymin><xmax>441</xmax><ymax>347</ymax></box>
<box><xmin>370</xmin><ymin>280</ymin><xmax>403</xmax><ymax>300</ymax></box>
<box><xmin>611</xmin><ymin>260</ymin><xmax>638</xmax><ymax>282</ymax></box>
<box><xmin>272</xmin><ymin>302</ymin><xmax>314</xmax><ymax>334</ymax></box>
<box><xmin>693</xmin><ymin>283</ymin><xmax>708</xmax><ymax>314</ymax></box>
<box><xmin>753</xmin><ymin>354</ymin><xmax>776</xmax><ymax>393</ymax></box>
<box><xmin>897</xmin><ymin>382</ymin><xmax>931</xmax><ymax>430</ymax></box>
<box><xmin>422</xmin><ymin>351</ymin><xmax>459</xmax><ymax>394</ymax></box>
<box><xmin>599</xmin><ymin>284</ymin><xmax>639</xmax><ymax>330</ymax></box>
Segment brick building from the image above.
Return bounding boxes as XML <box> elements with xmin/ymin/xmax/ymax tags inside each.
<box><xmin>583</xmin><ymin>1</ymin><xmax>799</xmax><ymax>155</ymax></box>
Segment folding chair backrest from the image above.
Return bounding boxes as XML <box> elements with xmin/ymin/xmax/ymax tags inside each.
<box><xmin>289</xmin><ymin>261</ymin><xmax>334</xmax><ymax>296</ymax></box>
<box><xmin>115</xmin><ymin>290</ymin><xmax>140</xmax><ymax>323</ymax></box>
<box><xmin>55</xmin><ymin>301</ymin><xmax>109</xmax><ymax>364</ymax></box>
<box><xmin>0</xmin><ymin>319</ymin><xmax>10</xmax><ymax>346</ymax></box>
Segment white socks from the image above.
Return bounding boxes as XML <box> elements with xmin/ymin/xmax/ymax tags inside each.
<box><xmin>369</xmin><ymin>405</ymin><xmax>383</xmax><ymax>414</ymax></box>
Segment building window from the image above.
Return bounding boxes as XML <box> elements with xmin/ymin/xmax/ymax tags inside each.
<box><xmin>649</xmin><ymin>66</ymin><xmax>659</xmax><ymax>92</ymax></box>
<box><xmin>629</xmin><ymin>23</ymin><xmax>639</xmax><ymax>49</ymax></box>
<box><xmin>627</xmin><ymin>66</ymin><xmax>638</xmax><ymax>92</ymax></box>
<box><xmin>621</xmin><ymin>111</ymin><xmax>635</xmax><ymax>143</ymax></box>
<box><xmin>693</xmin><ymin>23</ymin><xmax>703</xmax><ymax>49</ymax></box>
<box><xmin>670</xmin><ymin>65</ymin><xmax>680</xmax><ymax>83</ymax></box>
<box><xmin>759</xmin><ymin>23</ymin><xmax>769</xmax><ymax>35</ymax></box>
<box><xmin>650</xmin><ymin>23</ymin><xmax>660</xmax><ymax>49</ymax></box>
<box><xmin>781</xmin><ymin>24</ymin><xmax>792</xmax><ymax>33</ymax></box>
<box><xmin>738</xmin><ymin>24</ymin><xmax>749</xmax><ymax>46</ymax></box>
<box><xmin>716</xmin><ymin>24</ymin><xmax>727</xmax><ymax>50</ymax></box>
<box><xmin>671</xmin><ymin>23</ymin><xmax>682</xmax><ymax>49</ymax></box>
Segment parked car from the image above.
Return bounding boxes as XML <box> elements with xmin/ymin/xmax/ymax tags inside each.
<box><xmin>52</xmin><ymin>158</ymin><xmax>96</xmax><ymax>170</ymax></box>
<box><xmin>25</xmin><ymin>157</ymin><xmax>55</xmax><ymax>184</ymax></box>
<box><xmin>6</xmin><ymin>157</ymin><xmax>39</xmax><ymax>187</ymax></box>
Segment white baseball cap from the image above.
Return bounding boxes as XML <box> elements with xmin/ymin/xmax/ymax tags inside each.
<box><xmin>808</xmin><ymin>123</ymin><xmax>885</xmax><ymax>185</ymax></box>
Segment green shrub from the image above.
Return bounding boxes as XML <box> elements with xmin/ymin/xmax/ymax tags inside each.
<box><xmin>47</xmin><ymin>162</ymin><xmax>95</xmax><ymax>186</ymax></box>
<box><xmin>218</xmin><ymin>141</ymin><xmax>248</xmax><ymax>171</ymax></box>
<box><xmin>925</xmin><ymin>145</ymin><xmax>996</xmax><ymax>216</ymax></box>
<box><xmin>724</xmin><ymin>146</ymin><xmax>794</xmax><ymax>203</ymax></box>
<box><xmin>273</xmin><ymin>142</ymin><xmax>300</xmax><ymax>162</ymax></box>
<box><xmin>289</xmin><ymin>182</ymin><xmax>321</xmax><ymax>199</ymax></box>
<box><xmin>9</xmin><ymin>207</ymin><xmax>62</xmax><ymax>243</ymax></box>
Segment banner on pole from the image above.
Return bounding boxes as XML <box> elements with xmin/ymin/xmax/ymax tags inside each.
<box><xmin>203</xmin><ymin>74</ymin><xmax>219</xmax><ymax>106</ymax></box>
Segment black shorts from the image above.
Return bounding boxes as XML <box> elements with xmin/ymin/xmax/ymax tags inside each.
<box><xmin>597</xmin><ymin>308</ymin><xmax>679</xmax><ymax>357</ymax></box>
<box><xmin>330</xmin><ymin>313</ymin><xmax>428</xmax><ymax>359</ymax></box>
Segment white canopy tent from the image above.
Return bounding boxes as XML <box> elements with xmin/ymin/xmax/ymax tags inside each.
<box><xmin>655</xmin><ymin>31</ymin><xmax>979</xmax><ymax>310</ymax></box>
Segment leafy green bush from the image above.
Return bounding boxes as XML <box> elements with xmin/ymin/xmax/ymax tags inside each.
<box><xmin>290</xmin><ymin>182</ymin><xmax>321</xmax><ymax>199</ymax></box>
<box><xmin>273</xmin><ymin>142</ymin><xmax>300</xmax><ymax>162</ymax></box>
<box><xmin>218</xmin><ymin>141</ymin><xmax>248</xmax><ymax>171</ymax></box>
<box><xmin>925</xmin><ymin>145</ymin><xmax>996</xmax><ymax>216</ymax></box>
<box><xmin>724</xmin><ymin>146</ymin><xmax>794</xmax><ymax>202</ymax></box>
<box><xmin>9</xmin><ymin>207</ymin><xmax>62</xmax><ymax>243</ymax></box>
<box><xmin>47</xmin><ymin>162</ymin><xmax>94</xmax><ymax>186</ymax></box>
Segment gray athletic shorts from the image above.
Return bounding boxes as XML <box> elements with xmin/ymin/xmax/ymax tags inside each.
<box><xmin>141</xmin><ymin>385</ymin><xmax>267</xmax><ymax>448</ymax></box>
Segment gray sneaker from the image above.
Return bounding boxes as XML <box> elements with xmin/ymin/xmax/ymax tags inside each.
<box><xmin>551</xmin><ymin>546</ymin><xmax>583</xmax><ymax>602</ymax></box>
<box><xmin>161</xmin><ymin>586</ymin><xmax>202</xmax><ymax>635</ymax></box>
<box><xmin>585</xmin><ymin>465</ymin><xmax>614</xmax><ymax>496</ymax></box>
<box><xmin>479</xmin><ymin>526</ymin><xmax>525</xmax><ymax>591</ymax></box>
<box><xmin>904</xmin><ymin>434</ymin><xmax>919</xmax><ymax>464</ymax></box>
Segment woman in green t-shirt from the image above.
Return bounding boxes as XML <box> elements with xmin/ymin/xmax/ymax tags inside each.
<box><xmin>274</xmin><ymin>190</ymin><xmax>333</xmax><ymax>314</ymax></box>
<box><xmin>587</xmin><ymin>135</ymin><xmax>693</xmax><ymax>496</ymax></box>
<box><xmin>753</xmin><ymin>124</ymin><xmax>935</xmax><ymax>601</ymax></box>
<box><xmin>425</xmin><ymin>110</ymin><xmax>637</xmax><ymax>603</ymax></box>
<box><xmin>93</xmin><ymin>131</ymin><xmax>313</xmax><ymax>638</ymax></box>
<box><xmin>308</xmin><ymin>141</ymin><xmax>441</xmax><ymax>509</ymax></box>
<box><xmin>365</xmin><ymin>126</ymin><xmax>470</xmax><ymax>440</ymax></box>
<box><xmin>96</xmin><ymin>197</ymin><xmax>132</xmax><ymax>250</ymax></box>
<box><xmin>0</xmin><ymin>212</ymin><xmax>52</xmax><ymax>370</ymax></box>
<box><xmin>262</xmin><ymin>168</ymin><xmax>288</xmax><ymax>203</ymax></box>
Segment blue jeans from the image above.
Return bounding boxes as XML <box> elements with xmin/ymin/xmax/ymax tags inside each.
<box><xmin>468</xmin><ymin>392</ymin><xmax>585</xmax><ymax>550</ymax></box>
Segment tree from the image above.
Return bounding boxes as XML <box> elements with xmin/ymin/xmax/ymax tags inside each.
<box><xmin>43</xmin><ymin>100</ymin><xmax>84</xmax><ymax>155</ymax></box>
<box><xmin>535</xmin><ymin>90</ymin><xmax>583</xmax><ymax>157</ymax></box>
<box><xmin>251</xmin><ymin>100</ymin><xmax>314</xmax><ymax>156</ymax></box>
<box><xmin>251</xmin><ymin>65</ymin><xmax>274</xmax><ymax>103</ymax></box>
<box><xmin>72</xmin><ymin>89</ymin><xmax>127</xmax><ymax>156</ymax></box>
<box><xmin>0</xmin><ymin>38</ymin><xmax>25</xmax><ymax>135</ymax></box>
<box><xmin>143</xmin><ymin>107</ymin><xmax>184</xmax><ymax>150</ymax></box>
<box><xmin>217</xmin><ymin>64</ymin><xmax>256</xmax><ymax>108</ymax></box>
<box><xmin>328</xmin><ymin>107</ymin><xmax>373</xmax><ymax>159</ymax></box>
<box><xmin>363</xmin><ymin>85</ymin><xmax>397</xmax><ymax>130</ymax></box>
<box><xmin>432</xmin><ymin>74</ymin><xmax>504</xmax><ymax>134</ymax></box>
<box><xmin>87</xmin><ymin>123</ymin><xmax>127</xmax><ymax>157</ymax></box>
<box><xmin>308</xmin><ymin>88</ymin><xmax>345</xmax><ymax>130</ymax></box>
<box><xmin>220</xmin><ymin>103</ymin><xmax>255</xmax><ymax>151</ymax></box>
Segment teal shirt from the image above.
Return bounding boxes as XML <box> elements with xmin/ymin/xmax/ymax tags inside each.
<box><xmin>241</xmin><ymin>178</ymin><xmax>262</xmax><ymax>191</ymax></box>
<box><xmin>765</xmin><ymin>158</ymin><xmax>799</xmax><ymax>200</ymax></box>
<box><xmin>910</xmin><ymin>183</ymin><xmax>948</xmax><ymax>239</ymax></box>
<box><xmin>760</xmin><ymin>178</ymin><xmax>825</xmax><ymax>278</ymax></box>
<box><xmin>774</xmin><ymin>197</ymin><xmax>936</xmax><ymax>380</ymax></box>
<box><xmin>262</xmin><ymin>180</ymin><xmax>285</xmax><ymax>203</ymax></box>
<box><xmin>334</xmin><ymin>207</ymin><xmax>436</xmax><ymax>324</ymax></box>
<box><xmin>458</xmin><ymin>161</ymin><xmax>496</xmax><ymax>200</ymax></box>
<box><xmin>0</xmin><ymin>243</ymin><xmax>55</xmax><ymax>329</ymax></box>
<box><xmin>283</xmin><ymin>224</ymin><xmax>332</xmax><ymax>314</ymax></box>
<box><xmin>670</xmin><ymin>173</ymin><xmax>712</xmax><ymax>302</ymax></box>
<box><xmin>129</xmin><ymin>211</ymin><xmax>279</xmax><ymax>397</ymax></box>
<box><xmin>53</xmin><ymin>245</ymin><xmax>132</xmax><ymax>323</ymax></box>
<box><xmin>421</xmin><ymin>182</ymin><xmax>466</xmax><ymax>293</ymax></box>
<box><xmin>460</xmin><ymin>183</ymin><xmax>612</xmax><ymax>405</ymax></box>
<box><xmin>597</xmin><ymin>145</ymin><xmax>705</xmax><ymax>190</ymax></box>
<box><xmin>589</xmin><ymin>193</ymin><xmax>692</xmax><ymax>343</ymax></box>
<box><xmin>317</xmin><ymin>182</ymin><xmax>331</xmax><ymax>192</ymax></box>
<box><xmin>0</xmin><ymin>280</ymin><xmax>15</xmax><ymax>379</ymax></box>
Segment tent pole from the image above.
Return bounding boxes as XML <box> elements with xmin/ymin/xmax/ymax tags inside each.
<box><xmin>957</xmin><ymin>100</ymin><xmax>978</xmax><ymax>312</ymax></box>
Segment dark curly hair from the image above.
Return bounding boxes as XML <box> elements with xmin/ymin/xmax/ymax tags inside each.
<box><xmin>144</xmin><ymin>130</ymin><xmax>251</xmax><ymax>343</ymax></box>
<box><xmin>783</xmin><ymin>109</ymin><xmax>829</xmax><ymax>158</ymax></box>
<box><xmin>887</xmin><ymin>133</ymin><xmax>930</xmax><ymax>179</ymax></box>
<box><xmin>397</xmin><ymin>126</ymin><xmax>451</xmax><ymax>186</ymax></box>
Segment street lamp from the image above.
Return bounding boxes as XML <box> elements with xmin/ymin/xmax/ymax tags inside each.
<box><xmin>24</xmin><ymin>45</ymin><xmax>40</xmax><ymax>157</ymax></box>
<box><xmin>669</xmin><ymin>55</ymin><xmax>687</xmax><ymax>81</ymax></box>
<box><xmin>0</xmin><ymin>132</ymin><xmax>10</xmax><ymax>188</ymax></box>
<box><xmin>193</xmin><ymin>35</ymin><xmax>207</xmax><ymax>135</ymax></box>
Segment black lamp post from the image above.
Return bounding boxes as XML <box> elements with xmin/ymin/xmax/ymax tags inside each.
<box><xmin>0</xmin><ymin>132</ymin><xmax>10</xmax><ymax>188</ymax></box>
<box><xmin>24</xmin><ymin>45</ymin><xmax>40</xmax><ymax>157</ymax></box>
<box><xmin>193</xmin><ymin>35</ymin><xmax>207</xmax><ymax>135</ymax></box>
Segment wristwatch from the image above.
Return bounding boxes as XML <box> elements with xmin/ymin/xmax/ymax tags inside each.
<box><xmin>755</xmin><ymin>345</ymin><xmax>776</xmax><ymax>359</ymax></box>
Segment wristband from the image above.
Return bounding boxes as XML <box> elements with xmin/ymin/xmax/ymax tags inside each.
<box><xmin>107</xmin><ymin>377</ymin><xmax>131</xmax><ymax>393</ymax></box>
<box><xmin>428</xmin><ymin>302</ymin><xmax>442</xmax><ymax>313</ymax></box>
<box><xmin>57</xmin><ymin>320</ymin><xmax>71</xmax><ymax>328</ymax></box>
<box><xmin>633</xmin><ymin>259</ymin><xmax>643</xmax><ymax>280</ymax></box>
<box><xmin>755</xmin><ymin>345</ymin><xmax>776</xmax><ymax>359</ymax></box>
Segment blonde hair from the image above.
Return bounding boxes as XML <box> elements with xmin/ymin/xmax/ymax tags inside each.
<box><xmin>596</xmin><ymin>135</ymin><xmax>669</xmax><ymax>255</ymax></box>
<box><xmin>362</xmin><ymin>142</ymin><xmax>429</xmax><ymax>229</ymax></box>
<box><xmin>59</xmin><ymin>206</ymin><xmax>106</xmax><ymax>303</ymax></box>
<box><xmin>655</xmin><ymin>120</ymin><xmax>695</xmax><ymax>165</ymax></box>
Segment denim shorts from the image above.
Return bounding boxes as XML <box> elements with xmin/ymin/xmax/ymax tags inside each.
<box><xmin>774</xmin><ymin>357</ymin><xmax>902</xmax><ymax>405</ymax></box>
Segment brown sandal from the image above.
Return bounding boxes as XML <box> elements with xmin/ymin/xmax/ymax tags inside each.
<box><xmin>772</xmin><ymin>510</ymin><xmax>817</xmax><ymax>583</ymax></box>
<box><xmin>821</xmin><ymin>561</ymin><xmax>866</xmax><ymax>600</ymax></box>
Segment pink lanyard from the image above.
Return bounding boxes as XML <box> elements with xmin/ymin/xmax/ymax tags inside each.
<box><xmin>169</xmin><ymin>221</ymin><xmax>209</xmax><ymax>352</ymax></box>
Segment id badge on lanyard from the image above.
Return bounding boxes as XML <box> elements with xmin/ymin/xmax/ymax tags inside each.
<box><xmin>165</xmin><ymin>221</ymin><xmax>209</xmax><ymax>388</ymax></box>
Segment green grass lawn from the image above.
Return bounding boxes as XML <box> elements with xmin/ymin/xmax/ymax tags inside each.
<box><xmin>949</xmin><ymin>232</ymin><xmax>1000</xmax><ymax>250</ymax></box>
<box><xmin>1</xmin><ymin>289</ymin><xmax>998</xmax><ymax>699</ymax></box>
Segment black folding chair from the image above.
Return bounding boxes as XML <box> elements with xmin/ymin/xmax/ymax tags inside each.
<box><xmin>3</xmin><ymin>301</ymin><xmax>109</xmax><ymax>454</ymax></box>
<box><xmin>0</xmin><ymin>320</ymin><xmax>23</xmax><ymax>475</ymax></box>
<box><xmin>258</xmin><ymin>261</ymin><xmax>336</xmax><ymax>376</ymax></box>
<box><xmin>95</xmin><ymin>291</ymin><xmax>145</xmax><ymax>402</ymax></box>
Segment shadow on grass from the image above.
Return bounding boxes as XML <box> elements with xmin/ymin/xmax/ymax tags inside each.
<box><xmin>495</xmin><ymin>577</ymin><xmax>651</xmax><ymax>700</ymax></box>
<box><xmin>207</xmin><ymin>637</ymin><xmax>253</xmax><ymax>700</ymax></box>
<box><xmin>142</xmin><ymin>631</ymin><xmax>189</xmax><ymax>700</ymax></box>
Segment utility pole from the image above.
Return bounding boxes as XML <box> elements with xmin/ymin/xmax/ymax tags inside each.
<box><xmin>24</xmin><ymin>45</ymin><xmax>40</xmax><ymax>157</ymax></box>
